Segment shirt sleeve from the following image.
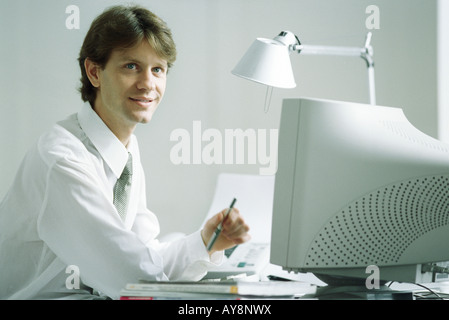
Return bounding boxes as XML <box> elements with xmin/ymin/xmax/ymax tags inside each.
<box><xmin>37</xmin><ymin>156</ymin><xmax>168</xmax><ymax>300</ymax></box>
<box><xmin>134</xmin><ymin>223</ymin><xmax>223</xmax><ymax>281</ymax></box>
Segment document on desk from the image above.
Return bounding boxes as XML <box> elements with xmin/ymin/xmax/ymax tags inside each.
<box><xmin>121</xmin><ymin>280</ymin><xmax>315</xmax><ymax>299</ymax></box>
<box><xmin>203</xmin><ymin>173</ymin><xmax>275</xmax><ymax>243</ymax></box>
<box><xmin>200</xmin><ymin>173</ymin><xmax>275</xmax><ymax>280</ymax></box>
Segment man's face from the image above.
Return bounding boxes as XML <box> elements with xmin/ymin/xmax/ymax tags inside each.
<box><xmin>92</xmin><ymin>40</ymin><xmax>168</xmax><ymax>131</ymax></box>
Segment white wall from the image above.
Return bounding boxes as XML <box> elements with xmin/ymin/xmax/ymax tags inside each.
<box><xmin>438</xmin><ymin>0</ymin><xmax>449</xmax><ymax>142</ymax></box>
<box><xmin>0</xmin><ymin>0</ymin><xmax>439</xmax><ymax>236</ymax></box>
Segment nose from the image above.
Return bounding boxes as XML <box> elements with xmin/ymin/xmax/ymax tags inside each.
<box><xmin>137</xmin><ymin>69</ymin><xmax>155</xmax><ymax>91</ymax></box>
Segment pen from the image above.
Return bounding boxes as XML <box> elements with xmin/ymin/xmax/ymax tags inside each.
<box><xmin>206</xmin><ymin>198</ymin><xmax>237</xmax><ymax>252</ymax></box>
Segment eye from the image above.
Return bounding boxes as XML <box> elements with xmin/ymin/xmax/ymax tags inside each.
<box><xmin>153</xmin><ymin>67</ymin><xmax>163</xmax><ymax>74</ymax></box>
<box><xmin>125</xmin><ymin>63</ymin><xmax>137</xmax><ymax>70</ymax></box>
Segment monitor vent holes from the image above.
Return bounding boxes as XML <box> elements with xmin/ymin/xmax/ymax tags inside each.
<box><xmin>305</xmin><ymin>175</ymin><xmax>449</xmax><ymax>268</ymax></box>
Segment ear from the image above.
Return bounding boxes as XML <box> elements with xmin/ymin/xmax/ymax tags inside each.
<box><xmin>84</xmin><ymin>58</ymin><xmax>101</xmax><ymax>88</ymax></box>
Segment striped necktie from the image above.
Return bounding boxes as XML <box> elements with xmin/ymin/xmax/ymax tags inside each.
<box><xmin>113</xmin><ymin>153</ymin><xmax>133</xmax><ymax>221</ymax></box>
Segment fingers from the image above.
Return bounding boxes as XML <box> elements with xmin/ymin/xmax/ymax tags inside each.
<box><xmin>221</xmin><ymin>208</ymin><xmax>250</xmax><ymax>243</ymax></box>
<box><xmin>202</xmin><ymin>207</ymin><xmax>251</xmax><ymax>253</ymax></box>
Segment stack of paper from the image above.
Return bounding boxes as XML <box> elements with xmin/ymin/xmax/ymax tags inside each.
<box><xmin>120</xmin><ymin>280</ymin><xmax>316</xmax><ymax>300</ymax></box>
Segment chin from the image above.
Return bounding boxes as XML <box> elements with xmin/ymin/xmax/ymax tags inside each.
<box><xmin>139</xmin><ymin>117</ymin><xmax>152</xmax><ymax>124</ymax></box>
<box><xmin>130</xmin><ymin>109</ymin><xmax>156</xmax><ymax>124</ymax></box>
<box><xmin>138</xmin><ymin>112</ymin><xmax>155</xmax><ymax>124</ymax></box>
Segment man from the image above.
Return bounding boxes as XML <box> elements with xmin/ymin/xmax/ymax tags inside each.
<box><xmin>0</xmin><ymin>5</ymin><xmax>250</xmax><ymax>299</ymax></box>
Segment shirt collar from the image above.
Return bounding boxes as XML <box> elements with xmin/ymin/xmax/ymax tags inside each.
<box><xmin>78</xmin><ymin>103</ymin><xmax>131</xmax><ymax>179</ymax></box>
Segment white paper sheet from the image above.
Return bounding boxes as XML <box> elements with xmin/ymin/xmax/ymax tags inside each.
<box><xmin>203</xmin><ymin>173</ymin><xmax>275</xmax><ymax>243</ymax></box>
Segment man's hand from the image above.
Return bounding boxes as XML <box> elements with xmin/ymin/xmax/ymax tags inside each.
<box><xmin>201</xmin><ymin>207</ymin><xmax>250</xmax><ymax>254</ymax></box>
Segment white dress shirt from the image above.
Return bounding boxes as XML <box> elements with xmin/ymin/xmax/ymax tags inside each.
<box><xmin>0</xmin><ymin>103</ymin><xmax>221</xmax><ymax>300</ymax></box>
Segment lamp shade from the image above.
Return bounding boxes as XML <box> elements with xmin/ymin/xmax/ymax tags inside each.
<box><xmin>232</xmin><ymin>38</ymin><xmax>296</xmax><ymax>89</ymax></box>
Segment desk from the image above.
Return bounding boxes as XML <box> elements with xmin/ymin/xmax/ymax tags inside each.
<box><xmin>251</xmin><ymin>264</ymin><xmax>449</xmax><ymax>300</ymax></box>
<box><xmin>387</xmin><ymin>281</ymin><xmax>449</xmax><ymax>300</ymax></box>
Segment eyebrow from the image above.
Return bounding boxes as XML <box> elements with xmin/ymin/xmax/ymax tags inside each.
<box><xmin>118</xmin><ymin>55</ymin><xmax>168</xmax><ymax>68</ymax></box>
<box><xmin>119</xmin><ymin>56</ymin><xmax>143</xmax><ymax>64</ymax></box>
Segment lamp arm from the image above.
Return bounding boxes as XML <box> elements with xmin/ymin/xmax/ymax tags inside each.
<box><xmin>291</xmin><ymin>32</ymin><xmax>376</xmax><ymax>105</ymax></box>
<box><xmin>293</xmin><ymin>44</ymin><xmax>362</xmax><ymax>57</ymax></box>
<box><xmin>292</xmin><ymin>44</ymin><xmax>374</xmax><ymax>68</ymax></box>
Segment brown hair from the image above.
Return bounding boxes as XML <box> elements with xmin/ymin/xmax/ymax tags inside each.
<box><xmin>78</xmin><ymin>5</ymin><xmax>177</xmax><ymax>104</ymax></box>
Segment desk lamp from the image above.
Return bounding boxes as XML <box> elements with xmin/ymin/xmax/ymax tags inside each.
<box><xmin>231</xmin><ymin>31</ymin><xmax>376</xmax><ymax>111</ymax></box>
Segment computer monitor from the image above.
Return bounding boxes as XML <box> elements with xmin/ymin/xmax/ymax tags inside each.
<box><xmin>270</xmin><ymin>97</ymin><xmax>449</xmax><ymax>288</ymax></box>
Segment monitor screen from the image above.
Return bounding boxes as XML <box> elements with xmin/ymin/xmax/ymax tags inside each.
<box><xmin>270</xmin><ymin>97</ymin><xmax>449</xmax><ymax>286</ymax></box>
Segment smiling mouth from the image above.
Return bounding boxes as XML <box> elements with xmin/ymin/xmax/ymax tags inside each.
<box><xmin>130</xmin><ymin>97</ymin><xmax>153</xmax><ymax>103</ymax></box>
